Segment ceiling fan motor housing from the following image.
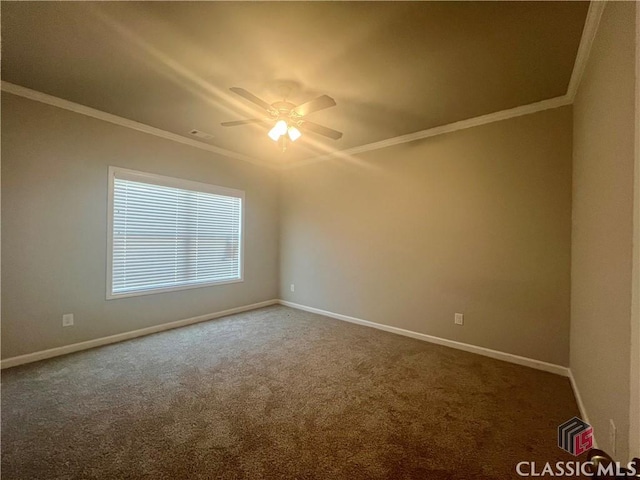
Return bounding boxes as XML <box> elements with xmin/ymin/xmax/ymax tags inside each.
<box><xmin>271</xmin><ymin>101</ymin><xmax>302</xmax><ymax>124</ymax></box>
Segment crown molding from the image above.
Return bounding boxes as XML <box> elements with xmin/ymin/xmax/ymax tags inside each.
<box><xmin>1</xmin><ymin>81</ymin><xmax>275</xmax><ymax>170</ymax></box>
<box><xmin>289</xmin><ymin>94</ymin><xmax>571</xmax><ymax>169</ymax></box>
<box><xmin>566</xmin><ymin>1</ymin><xmax>606</xmax><ymax>102</ymax></box>
<box><xmin>287</xmin><ymin>0</ymin><xmax>604</xmax><ymax>169</ymax></box>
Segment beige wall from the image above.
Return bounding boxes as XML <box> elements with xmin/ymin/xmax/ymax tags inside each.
<box><xmin>1</xmin><ymin>93</ymin><xmax>280</xmax><ymax>359</ymax></box>
<box><xmin>632</xmin><ymin>1</ymin><xmax>640</xmax><ymax>460</ymax></box>
<box><xmin>571</xmin><ymin>1</ymin><xmax>636</xmax><ymax>462</ymax></box>
<box><xmin>280</xmin><ymin>106</ymin><xmax>573</xmax><ymax>366</ymax></box>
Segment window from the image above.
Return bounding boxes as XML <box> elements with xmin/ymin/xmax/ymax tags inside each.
<box><xmin>107</xmin><ymin>167</ymin><xmax>243</xmax><ymax>299</ymax></box>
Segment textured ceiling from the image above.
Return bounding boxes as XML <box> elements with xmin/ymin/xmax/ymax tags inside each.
<box><xmin>1</xmin><ymin>1</ymin><xmax>589</xmax><ymax>165</ymax></box>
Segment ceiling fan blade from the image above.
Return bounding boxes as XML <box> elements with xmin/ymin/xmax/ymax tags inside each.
<box><xmin>299</xmin><ymin>120</ymin><xmax>343</xmax><ymax>140</ymax></box>
<box><xmin>292</xmin><ymin>95</ymin><xmax>337</xmax><ymax>117</ymax></box>
<box><xmin>229</xmin><ymin>87</ymin><xmax>273</xmax><ymax>112</ymax></box>
<box><xmin>221</xmin><ymin>118</ymin><xmax>268</xmax><ymax>127</ymax></box>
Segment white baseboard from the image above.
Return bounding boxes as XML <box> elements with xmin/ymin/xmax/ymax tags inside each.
<box><xmin>278</xmin><ymin>299</ymin><xmax>570</xmax><ymax>377</ymax></box>
<box><xmin>0</xmin><ymin>299</ymin><xmax>279</xmax><ymax>369</ymax></box>
<box><xmin>568</xmin><ymin>370</ymin><xmax>591</xmax><ymax>425</ymax></box>
<box><xmin>568</xmin><ymin>369</ymin><xmax>598</xmax><ymax>447</ymax></box>
<box><xmin>5</xmin><ymin>298</ymin><xmax>592</xmax><ymax>431</ymax></box>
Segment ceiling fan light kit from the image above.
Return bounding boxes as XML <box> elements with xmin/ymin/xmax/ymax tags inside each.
<box><xmin>287</xmin><ymin>125</ymin><xmax>302</xmax><ymax>142</ymax></box>
<box><xmin>268</xmin><ymin>119</ymin><xmax>289</xmax><ymax>142</ymax></box>
<box><xmin>222</xmin><ymin>86</ymin><xmax>343</xmax><ymax>151</ymax></box>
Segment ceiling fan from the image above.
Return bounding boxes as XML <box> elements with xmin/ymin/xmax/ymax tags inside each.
<box><xmin>221</xmin><ymin>87</ymin><xmax>343</xmax><ymax>150</ymax></box>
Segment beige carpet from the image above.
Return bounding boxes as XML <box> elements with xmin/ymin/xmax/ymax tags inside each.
<box><xmin>2</xmin><ymin>305</ymin><xmax>581</xmax><ymax>479</ymax></box>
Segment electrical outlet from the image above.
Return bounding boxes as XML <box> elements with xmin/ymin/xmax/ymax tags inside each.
<box><xmin>290</xmin><ymin>284</ymin><xmax>295</xmax><ymax>292</ymax></box>
<box><xmin>609</xmin><ymin>419</ymin><xmax>616</xmax><ymax>456</ymax></box>
<box><xmin>454</xmin><ymin>313</ymin><xmax>464</xmax><ymax>325</ymax></box>
<box><xmin>62</xmin><ymin>313</ymin><xmax>74</xmax><ymax>327</ymax></box>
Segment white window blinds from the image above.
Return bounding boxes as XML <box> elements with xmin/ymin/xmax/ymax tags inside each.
<box><xmin>108</xmin><ymin>168</ymin><xmax>243</xmax><ymax>299</ymax></box>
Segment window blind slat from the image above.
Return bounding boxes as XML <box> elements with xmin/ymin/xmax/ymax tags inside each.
<box><xmin>110</xmin><ymin>174</ymin><xmax>243</xmax><ymax>297</ymax></box>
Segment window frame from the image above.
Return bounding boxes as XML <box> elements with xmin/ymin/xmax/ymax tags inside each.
<box><xmin>106</xmin><ymin>166</ymin><xmax>245</xmax><ymax>300</ymax></box>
